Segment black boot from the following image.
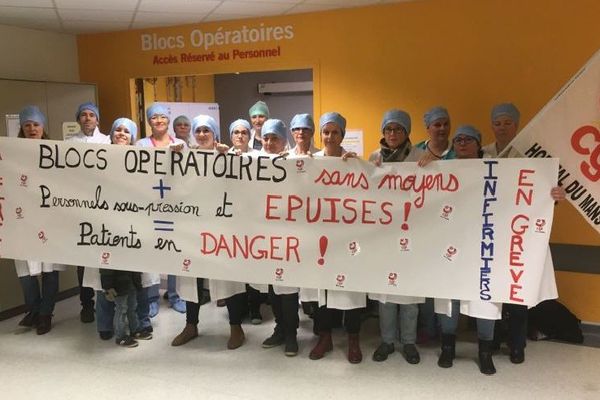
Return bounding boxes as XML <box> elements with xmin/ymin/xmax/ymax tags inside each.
<box><xmin>478</xmin><ymin>340</ymin><xmax>497</xmax><ymax>375</ymax></box>
<box><xmin>437</xmin><ymin>334</ymin><xmax>456</xmax><ymax>368</ymax></box>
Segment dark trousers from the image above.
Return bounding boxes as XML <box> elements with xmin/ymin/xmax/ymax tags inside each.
<box><xmin>19</xmin><ymin>272</ymin><xmax>59</xmax><ymax>316</ymax></box>
<box><xmin>506</xmin><ymin>303</ymin><xmax>528</xmax><ymax>350</ymax></box>
<box><xmin>226</xmin><ymin>292</ymin><xmax>247</xmax><ymax>325</ymax></box>
<box><xmin>314</xmin><ymin>306</ymin><xmax>362</xmax><ymax>334</ymax></box>
<box><xmin>77</xmin><ymin>266</ymin><xmax>95</xmax><ymax>309</ymax></box>
<box><xmin>185</xmin><ymin>278</ymin><xmax>205</xmax><ymax>325</ymax></box>
<box><xmin>246</xmin><ymin>284</ymin><xmax>264</xmax><ymax>314</ymax></box>
<box><xmin>136</xmin><ymin>286</ymin><xmax>151</xmax><ymax>330</ymax></box>
<box><xmin>268</xmin><ymin>286</ymin><xmax>299</xmax><ymax>337</ymax></box>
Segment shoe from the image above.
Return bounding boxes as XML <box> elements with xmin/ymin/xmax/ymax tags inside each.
<box><xmin>134</xmin><ymin>330</ymin><xmax>153</xmax><ymax>340</ymax></box>
<box><xmin>149</xmin><ymin>301</ymin><xmax>159</xmax><ymax>318</ymax></box>
<box><xmin>438</xmin><ymin>334</ymin><xmax>456</xmax><ymax>368</ymax></box>
<box><xmin>262</xmin><ymin>329</ymin><xmax>285</xmax><ymax>348</ymax></box>
<box><xmin>99</xmin><ymin>331</ymin><xmax>114</xmax><ymax>340</ymax></box>
<box><xmin>141</xmin><ymin>326</ymin><xmax>153</xmax><ymax>334</ymax></box>
<box><xmin>163</xmin><ymin>291</ymin><xmax>169</xmax><ymax>300</ymax></box>
<box><xmin>170</xmin><ymin>298</ymin><xmax>187</xmax><ymax>314</ymax></box>
<box><xmin>216</xmin><ymin>299</ymin><xmax>226</xmax><ymax>307</ymax></box>
<box><xmin>36</xmin><ymin>315</ymin><xmax>52</xmax><ymax>335</ymax></box>
<box><xmin>347</xmin><ymin>333</ymin><xmax>363</xmax><ymax>364</ymax></box>
<box><xmin>227</xmin><ymin>325</ymin><xmax>245</xmax><ymax>350</ymax></box>
<box><xmin>80</xmin><ymin>307</ymin><xmax>95</xmax><ymax>323</ymax></box>
<box><xmin>171</xmin><ymin>324</ymin><xmax>198</xmax><ymax>346</ymax></box>
<box><xmin>372</xmin><ymin>342</ymin><xmax>395</xmax><ymax>362</ymax></box>
<box><xmin>478</xmin><ymin>340</ymin><xmax>497</xmax><ymax>375</ymax></box>
<box><xmin>116</xmin><ymin>336</ymin><xmax>138</xmax><ymax>348</ymax></box>
<box><xmin>403</xmin><ymin>344</ymin><xmax>420</xmax><ymax>364</ymax></box>
<box><xmin>250</xmin><ymin>310</ymin><xmax>262</xmax><ymax>325</ymax></box>
<box><xmin>510</xmin><ymin>347</ymin><xmax>525</xmax><ymax>364</ymax></box>
<box><xmin>284</xmin><ymin>336</ymin><xmax>299</xmax><ymax>357</ymax></box>
<box><xmin>18</xmin><ymin>311</ymin><xmax>39</xmax><ymax>328</ymax></box>
<box><xmin>309</xmin><ymin>332</ymin><xmax>333</xmax><ymax>360</ymax></box>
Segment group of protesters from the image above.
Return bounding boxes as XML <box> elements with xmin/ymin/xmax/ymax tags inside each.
<box><xmin>13</xmin><ymin>98</ymin><xmax>565</xmax><ymax>376</ymax></box>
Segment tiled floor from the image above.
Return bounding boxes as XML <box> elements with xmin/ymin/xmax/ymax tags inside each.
<box><xmin>1</xmin><ymin>295</ymin><xmax>599</xmax><ymax>400</ymax></box>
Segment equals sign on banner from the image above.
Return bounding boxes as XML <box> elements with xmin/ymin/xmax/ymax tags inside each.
<box><xmin>154</xmin><ymin>220</ymin><xmax>174</xmax><ymax>232</ymax></box>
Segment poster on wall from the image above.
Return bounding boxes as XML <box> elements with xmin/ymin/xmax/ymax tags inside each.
<box><xmin>341</xmin><ymin>129</ymin><xmax>364</xmax><ymax>156</ymax></box>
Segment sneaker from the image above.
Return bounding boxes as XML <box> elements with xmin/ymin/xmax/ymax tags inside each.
<box><xmin>262</xmin><ymin>331</ymin><xmax>285</xmax><ymax>348</ymax></box>
<box><xmin>372</xmin><ymin>342</ymin><xmax>395</xmax><ymax>362</ymax></box>
<box><xmin>149</xmin><ymin>301</ymin><xmax>159</xmax><ymax>318</ymax></box>
<box><xmin>284</xmin><ymin>336</ymin><xmax>299</xmax><ymax>357</ymax></box>
<box><xmin>170</xmin><ymin>298</ymin><xmax>187</xmax><ymax>314</ymax></box>
<box><xmin>99</xmin><ymin>331</ymin><xmax>114</xmax><ymax>341</ymax></box>
<box><xmin>402</xmin><ymin>344</ymin><xmax>421</xmax><ymax>364</ymax></box>
<box><xmin>134</xmin><ymin>330</ymin><xmax>153</xmax><ymax>340</ymax></box>
<box><xmin>18</xmin><ymin>312</ymin><xmax>39</xmax><ymax>328</ymax></box>
<box><xmin>251</xmin><ymin>310</ymin><xmax>263</xmax><ymax>325</ymax></box>
<box><xmin>116</xmin><ymin>336</ymin><xmax>139</xmax><ymax>348</ymax></box>
<box><xmin>80</xmin><ymin>307</ymin><xmax>95</xmax><ymax>323</ymax></box>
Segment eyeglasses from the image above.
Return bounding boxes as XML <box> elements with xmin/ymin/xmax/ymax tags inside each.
<box><xmin>453</xmin><ymin>136</ymin><xmax>476</xmax><ymax>145</ymax></box>
<box><xmin>384</xmin><ymin>127</ymin><xmax>405</xmax><ymax>134</ymax></box>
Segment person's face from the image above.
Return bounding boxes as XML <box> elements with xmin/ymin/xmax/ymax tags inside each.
<box><xmin>251</xmin><ymin>114</ymin><xmax>267</xmax><ymax>132</ymax></box>
<box><xmin>321</xmin><ymin>122</ymin><xmax>343</xmax><ymax>149</ymax></box>
<box><xmin>263</xmin><ymin>134</ymin><xmax>286</xmax><ymax>154</ymax></box>
<box><xmin>383</xmin><ymin>123</ymin><xmax>408</xmax><ymax>149</ymax></box>
<box><xmin>174</xmin><ymin>121</ymin><xmax>191</xmax><ymax>140</ymax></box>
<box><xmin>453</xmin><ymin>135</ymin><xmax>480</xmax><ymax>159</ymax></box>
<box><xmin>149</xmin><ymin>114</ymin><xmax>169</xmax><ymax>134</ymax></box>
<box><xmin>78</xmin><ymin>110</ymin><xmax>98</xmax><ymax>135</ymax></box>
<box><xmin>22</xmin><ymin>121</ymin><xmax>44</xmax><ymax>139</ymax></box>
<box><xmin>231</xmin><ymin>126</ymin><xmax>250</xmax><ymax>149</ymax></box>
<box><xmin>427</xmin><ymin>118</ymin><xmax>451</xmax><ymax>142</ymax></box>
<box><xmin>194</xmin><ymin>126</ymin><xmax>215</xmax><ymax>149</ymax></box>
<box><xmin>292</xmin><ymin>127</ymin><xmax>313</xmax><ymax>147</ymax></box>
<box><xmin>111</xmin><ymin>125</ymin><xmax>132</xmax><ymax>145</ymax></box>
<box><xmin>492</xmin><ymin>116</ymin><xmax>518</xmax><ymax>143</ymax></box>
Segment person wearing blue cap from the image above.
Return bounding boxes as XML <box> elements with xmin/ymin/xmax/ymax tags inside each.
<box><xmin>483</xmin><ymin>104</ymin><xmax>565</xmax><ymax>365</ymax></box>
<box><xmin>229</xmin><ymin>118</ymin><xmax>259</xmax><ymax>155</ymax></box>
<box><xmin>68</xmin><ymin>101</ymin><xmax>110</xmax><ymax>144</ymax></box>
<box><xmin>248</xmin><ymin>100</ymin><xmax>270</xmax><ymax>151</ymax></box>
<box><xmin>289</xmin><ymin>113</ymin><xmax>319</xmax><ymax>156</ymax></box>
<box><xmin>310</xmin><ymin>112</ymin><xmax>364</xmax><ymax>364</ymax></box>
<box><xmin>368</xmin><ymin>109</ymin><xmax>422</xmax><ymax>365</ymax></box>
<box><xmin>482</xmin><ymin>103</ymin><xmax>522</xmax><ymax>157</ymax></box>
<box><xmin>15</xmin><ymin>106</ymin><xmax>66</xmax><ymax>335</ymax></box>
<box><xmin>173</xmin><ymin>115</ymin><xmax>192</xmax><ymax>145</ymax></box>
<box><xmin>260</xmin><ymin>118</ymin><xmax>288</xmax><ymax>155</ymax></box>
<box><xmin>406</xmin><ymin>106</ymin><xmax>455</xmax><ymax>165</ymax></box>
<box><xmin>136</xmin><ymin>103</ymin><xmax>188</xmax><ymax>321</ymax></box>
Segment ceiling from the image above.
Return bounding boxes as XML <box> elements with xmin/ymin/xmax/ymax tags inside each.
<box><xmin>0</xmin><ymin>0</ymin><xmax>408</xmax><ymax>34</ymax></box>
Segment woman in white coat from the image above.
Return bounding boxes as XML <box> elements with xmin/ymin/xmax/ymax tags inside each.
<box><xmin>15</xmin><ymin>106</ymin><xmax>66</xmax><ymax>335</ymax></box>
<box><xmin>309</xmin><ymin>112</ymin><xmax>365</xmax><ymax>364</ymax></box>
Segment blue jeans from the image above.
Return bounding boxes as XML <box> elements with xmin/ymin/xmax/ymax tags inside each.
<box><xmin>19</xmin><ymin>272</ymin><xmax>59</xmax><ymax>316</ymax></box>
<box><xmin>438</xmin><ymin>300</ymin><xmax>495</xmax><ymax>340</ymax></box>
<box><xmin>379</xmin><ymin>302</ymin><xmax>418</xmax><ymax>345</ymax></box>
<box><xmin>136</xmin><ymin>286</ymin><xmax>151</xmax><ymax>330</ymax></box>
<box><xmin>114</xmin><ymin>288</ymin><xmax>140</xmax><ymax>340</ymax></box>
<box><xmin>96</xmin><ymin>290</ymin><xmax>115</xmax><ymax>333</ymax></box>
<box><xmin>418</xmin><ymin>297</ymin><xmax>438</xmax><ymax>338</ymax></box>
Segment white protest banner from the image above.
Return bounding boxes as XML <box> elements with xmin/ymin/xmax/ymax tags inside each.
<box><xmin>0</xmin><ymin>138</ymin><xmax>558</xmax><ymax>305</ymax></box>
<box><xmin>510</xmin><ymin>49</ymin><xmax>600</xmax><ymax>234</ymax></box>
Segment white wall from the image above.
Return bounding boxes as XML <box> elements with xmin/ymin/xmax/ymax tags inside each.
<box><xmin>0</xmin><ymin>24</ymin><xmax>79</xmax><ymax>82</ymax></box>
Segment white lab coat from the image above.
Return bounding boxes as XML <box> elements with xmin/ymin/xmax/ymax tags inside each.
<box><xmin>66</xmin><ymin>127</ymin><xmax>111</xmax><ymax>144</ymax></box>
<box><xmin>14</xmin><ymin>260</ymin><xmax>65</xmax><ymax>277</ymax></box>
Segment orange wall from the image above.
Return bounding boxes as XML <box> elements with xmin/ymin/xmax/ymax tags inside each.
<box><xmin>77</xmin><ymin>0</ymin><xmax>600</xmax><ymax>321</ymax></box>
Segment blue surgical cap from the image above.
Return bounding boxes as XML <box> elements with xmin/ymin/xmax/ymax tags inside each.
<box><xmin>76</xmin><ymin>102</ymin><xmax>100</xmax><ymax>121</ymax></box>
<box><xmin>191</xmin><ymin>115</ymin><xmax>220</xmax><ymax>142</ymax></box>
<box><xmin>110</xmin><ymin>118</ymin><xmax>138</xmax><ymax>143</ymax></box>
<box><xmin>423</xmin><ymin>106</ymin><xmax>450</xmax><ymax>127</ymax></box>
<box><xmin>262</xmin><ymin>119</ymin><xmax>288</xmax><ymax>142</ymax></box>
<box><xmin>491</xmin><ymin>103</ymin><xmax>520</xmax><ymax>125</ymax></box>
<box><xmin>229</xmin><ymin>119</ymin><xmax>252</xmax><ymax>139</ymax></box>
<box><xmin>19</xmin><ymin>105</ymin><xmax>46</xmax><ymax>127</ymax></box>
<box><xmin>249</xmin><ymin>101</ymin><xmax>270</xmax><ymax>118</ymax></box>
<box><xmin>319</xmin><ymin>112</ymin><xmax>347</xmax><ymax>138</ymax></box>
<box><xmin>290</xmin><ymin>113</ymin><xmax>315</xmax><ymax>132</ymax></box>
<box><xmin>146</xmin><ymin>103</ymin><xmax>170</xmax><ymax>121</ymax></box>
<box><xmin>173</xmin><ymin>115</ymin><xmax>191</xmax><ymax>130</ymax></box>
<box><xmin>453</xmin><ymin>125</ymin><xmax>482</xmax><ymax>144</ymax></box>
<box><xmin>381</xmin><ymin>109</ymin><xmax>411</xmax><ymax>135</ymax></box>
